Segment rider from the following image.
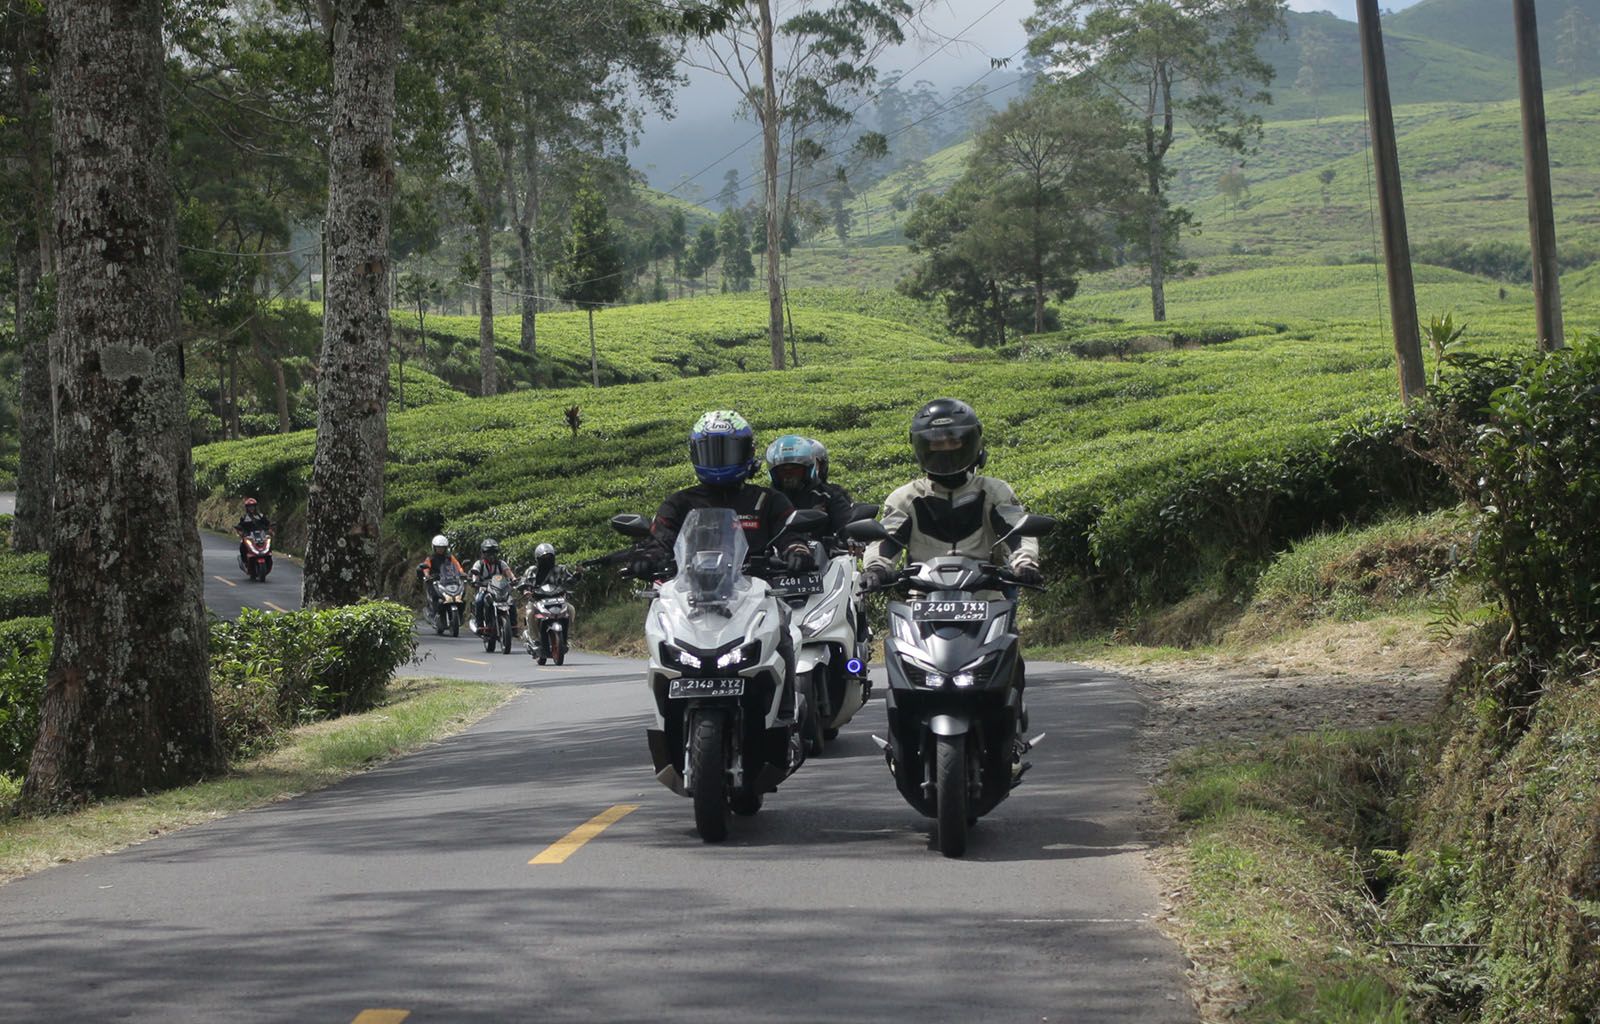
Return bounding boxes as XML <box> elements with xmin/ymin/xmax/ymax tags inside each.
<box><xmin>522</xmin><ymin>542</ymin><xmax>576</xmax><ymax>650</ymax></box>
<box><xmin>468</xmin><ymin>539</ymin><xmax>517</xmax><ymax>634</ymax></box>
<box><xmin>764</xmin><ymin>434</ymin><xmax>850</xmax><ymax>535</ymax></box>
<box><xmin>861</xmin><ymin>399</ymin><xmax>1043</xmax><ymax>737</ymax></box>
<box><xmin>808</xmin><ymin>438</ymin><xmax>855</xmax><ymax>524</ymax></box>
<box><xmin>234</xmin><ymin>498</ymin><xmax>273</xmax><ymax>560</ymax></box>
<box><xmin>634</xmin><ymin>410</ymin><xmax>815</xmax><ymax>722</ymax></box>
<box><xmin>416</xmin><ymin>534</ymin><xmax>465</xmax><ymax>620</ymax></box>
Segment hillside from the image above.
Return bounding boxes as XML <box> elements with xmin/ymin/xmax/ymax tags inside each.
<box><xmin>1181</xmin><ymin>85</ymin><xmax>1600</xmax><ymax>268</ymax></box>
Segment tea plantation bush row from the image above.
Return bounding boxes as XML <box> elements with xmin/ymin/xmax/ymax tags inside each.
<box><xmin>0</xmin><ymin>602</ymin><xmax>418</xmax><ymax>781</ymax></box>
<box><xmin>193</xmin><ymin>318</ymin><xmax>1517</xmax><ymax>619</ymax></box>
<box><xmin>407</xmin><ymin>292</ymin><xmax>957</xmax><ymax>391</ymax></box>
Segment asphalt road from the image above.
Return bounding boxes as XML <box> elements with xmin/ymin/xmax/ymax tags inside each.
<box><xmin>0</xmin><ymin>525</ymin><xmax>1193</xmax><ymax>1022</ymax></box>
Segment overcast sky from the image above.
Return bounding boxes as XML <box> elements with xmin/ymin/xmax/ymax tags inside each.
<box><xmin>629</xmin><ymin>0</ymin><xmax>1431</xmax><ymax>194</ymax></box>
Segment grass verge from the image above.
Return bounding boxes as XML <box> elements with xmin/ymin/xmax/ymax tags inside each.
<box><xmin>1157</xmin><ymin>728</ymin><xmax>1432</xmax><ymax>1022</ymax></box>
<box><xmin>0</xmin><ymin>676</ymin><xmax>512</xmax><ymax>884</ymax></box>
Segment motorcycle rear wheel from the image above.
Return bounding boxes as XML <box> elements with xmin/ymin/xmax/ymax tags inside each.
<box><xmin>690</xmin><ymin>710</ymin><xmax>731</xmax><ymax>842</ymax></box>
<box><xmin>481</xmin><ymin>618</ymin><xmax>495</xmax><ymax>653</ymax></box>
<box><xmin>936</xmin><ymin>733</ymin><xmax>969</xmax><ymax>858</ymax></box>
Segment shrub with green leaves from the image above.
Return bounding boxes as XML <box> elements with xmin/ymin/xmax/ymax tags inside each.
<box><xmin>0</xmin><ymin>549</ymin><xmax>49</xmax><ymax>622</ymax></box>
<box><xmin>0</xmin><ymin>616</ymin><xmax>50</xmax><ymax>779</ymax></box>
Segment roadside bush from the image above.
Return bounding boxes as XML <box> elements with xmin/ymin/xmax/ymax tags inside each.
<box><xmin>1</xmin><ymin>602</ymin><xmax>419</xmax><ymax>778</ymax></box>
<box><xmin>211</xmin><ymin>601</ymin><xmax>417</xmax><ymax>722</ymax></box>
<box><xmin>0</xmin><ymin>616</ymin><xmax>50</xmax><ymax>778</ymax></box>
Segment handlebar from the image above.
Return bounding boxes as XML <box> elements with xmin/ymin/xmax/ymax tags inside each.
<box><xmin>859</xmin><ymin>562</ymin><xmax>1046</xmax><ymax>596</ymax></box>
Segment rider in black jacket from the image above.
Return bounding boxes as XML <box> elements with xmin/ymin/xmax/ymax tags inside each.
<box><xmin>763</xmin><ymin>434</ymin><xmax>851</xmax><ymax>535</ymax></box>
<box><xmin>636</xmin><ymin>411</ymin><xmax>814</xmax><ymax>575</ymax></box>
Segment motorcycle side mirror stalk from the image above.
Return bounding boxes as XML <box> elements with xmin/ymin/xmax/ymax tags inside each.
<box><xmin>842</xmin><ymin>518</ymin><xmax>890</xmax><ymax>544</ymax></box>
<box><xmin>610</xmin><ymin>513</ymin><xmax>652</xmax><ymax>539</ymax></box>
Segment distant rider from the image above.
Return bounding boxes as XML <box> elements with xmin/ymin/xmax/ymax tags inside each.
<box><xmin>234</xmin><ymin>497</ymin><xmax>273</xmax><ymax>560</ymax></box>
<box><xmin>521</xmin><ymin>541</ymin><xmax>577</xmax><ymax>644</ymax></box>
<box><xmin>468</xmin><ymin>538</ymin><xmax>517</xmax><ymax>634</ymax></box>
<box><xmin>416</xmin><ymin>534</ymin><xmax>465</xmax><ymax>620</ymax></box>
<box><xmin>861</xmin><ymin>399</ymin><xmax>1043</xmax><ymax>738</ymax></box>
<box><xmin>633</xmin><ymin>410</ymin><xmax>815</xmax><ymax>723</ymax></box>
<box><xmin>764</xmin><ymin>434</ymin><xmax>851</xmax><ymax>535</ymax></box>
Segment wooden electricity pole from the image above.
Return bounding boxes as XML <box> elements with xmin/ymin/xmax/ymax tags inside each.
<box><xmin>1357</xmin><ymin>0</ymin><xmax>1427</xmax><ymax>402</ymax></box>
<box><xmin>1514</xmin><ymin>0</ymin><xmax>1566</xmax><ymax>351</ymax></box>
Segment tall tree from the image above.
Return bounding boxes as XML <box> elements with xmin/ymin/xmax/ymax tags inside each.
<box><xmin>3</xmin><ymin>1</ymin><xmax>53</xmax><ymax>553</ymax></box>
<box><xmin>22</xmin><ymin>0</ymin><xmax>221</xmax><ymax>809</ymax></box>
<box><xmin>301</xmin><ymin>0</ymin><xmax>402</xmax><ymax>608</ymax></box>
<box><xmin>1028</xmin><ymin>0</ymin><xmax>1285</xmax><ymax>321</ymax></box>
<box><xmin>970</xmin><ymin>84</ymin><xmax>1137</xmax><ymax>333</ymax></box>
<box><xmin>457</xmin><ymin>98</ymin><xmax>500</xmax><ymax>396</ymax></box>
<box><xmin>683</xmin><ymin>0</ymin><xmax>921</xmax><ymax>368</ymax></box>
<box><xmin>558</xmin><ymin>183</ymin><xmax>623</xmax><ymax>386</ymax></box>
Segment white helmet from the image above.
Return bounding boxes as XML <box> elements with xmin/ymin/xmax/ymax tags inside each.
<box><xmin>431</xmin><ymin>534</ymin><xmax>449</xmax><ymax>553</ymax></box>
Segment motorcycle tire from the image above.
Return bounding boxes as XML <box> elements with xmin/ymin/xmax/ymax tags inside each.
<box><xmin>802</xmin><ymin>674</ymin><xmax>825</xmax><ymax>756</ymax></box>
<box><xmin>500</xmin><ymin>612</ymin><xmax>513</xmax><ymax>655</ymax></box>
<box><xmin>482</xmin><ymin>619</ymin><xmax>495</xmax><ymax>654</ymax></box>
<box><xmin>554</xmin><ymin>633</ymin><xmax>566</xmax><ymax>666</ymax></box>
<box><xmin>433</xmin><ymin>609</ymin><xmax>445</xmax><ymax>636</ymax></box>
<box><xmin>450</xmin><ymin>610</ymin><xmax>460</xmax><ymax>638</ymax></box>
<box><xmin>936</xmin><ymin>733</ymin><xmax>969</xmax><ymax>859</ymax></box>
<box><xmin>690</xmin><ymin>710</ymin><xmax>731</xmax><ymax>843</ymax></box>
<box><xmin>729</xmin><ymin>787</ymin><xmax>763</xmax><ymax>816</ymax></box>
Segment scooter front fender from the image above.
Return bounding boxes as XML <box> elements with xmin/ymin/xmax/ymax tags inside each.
<box><xmin>929</xmin><ymin>714</ymin><xmax>970</xmax><ymax>737</ymax></box>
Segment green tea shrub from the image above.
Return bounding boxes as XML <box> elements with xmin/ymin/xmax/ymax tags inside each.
<box><xmin>0</xmin><ymin>550</ymin><xmax>48</xmax><ymax>622</ymax></box>
<box><xmin>211</xmin><ymin>601</ymin><xmax>417</xmax><ymax>721</ymax></box>
<box><xmin>0</xmin><ymin>616</ymin><xmax>49</xmax><ymax>778</ymax></box>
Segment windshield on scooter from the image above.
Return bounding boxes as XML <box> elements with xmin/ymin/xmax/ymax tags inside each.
<box><xmin>672</xmin><ymin>508</ymin><xmax>748</xmax><ymax>605</ymax></box>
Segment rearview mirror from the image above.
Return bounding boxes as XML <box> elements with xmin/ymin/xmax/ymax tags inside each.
<box><xmin>843</xmin><ymin>518</ymin><xmax>890</xmax><ymax>543</ymax></box>
<box><xmin>848</xmin><ymin>502</ymin><xmax>880</xmax><ymax>523</ymax></box>
<box><xmin>1009</xmin><ymin>513</ymin><xmax>1056</xmax><ymax>539</ymax></box>
<box><xmin>788</xmin><ymin>509</ymin><xmax>829</xmax><ymax>534</ymax></box>
<box><xmin>609</xmin><ymin>513</ymin><xmax>652</xmax><ymax>539</ymax></box>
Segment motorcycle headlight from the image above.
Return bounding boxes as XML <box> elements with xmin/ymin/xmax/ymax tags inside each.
<box><xmin>800</xmin><ymin>601</ymin><xmax>835</xmax><ymax>638</ymax></box>
<box><xmin>716</xmin><ymin>641</ymin><xmax>762</xmax><ymax>671</ymax></box>
<box><xmin>660</xmin><ymin>643</ymin><xmax>702</xmax><ymax>670</ymax></box>
<box><xmin>951</xmin><ymin>671</ymin><xmax>976</xmax><ymax>687</ymax></box>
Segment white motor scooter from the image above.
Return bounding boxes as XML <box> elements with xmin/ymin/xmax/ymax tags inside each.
<box><xmin>775</xmin><ymin>530</ymin><xmax>874</xmax><ymax>753</ymax></box>
<box><xmin>608</xmin><ymin>506</ymin><xmax>827</xmax><ymax>843</ymax></box>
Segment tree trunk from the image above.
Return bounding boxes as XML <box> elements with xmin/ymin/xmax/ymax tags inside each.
<box><xmin>12</xmin><ymin>230</ymin><xmax>53</xmax><ymax>553</ymax></box>
<box><xmin>460</xmin><ymin>101</ymin><xmax>497</xmax><ymax>396</ymax></box>
<box><xmin>1146</xmin><ymin>175</ymin><xmax>1167</xmax><ymax>323</ymax></box>
<box><xmin>301</xmin><ymin>0</ymin><xmax>400</xmax><ymax>609</ymax></box>
<box><xmin>758</xmin><ymin>0</ymin><xmax>785</xmax><ymax>370</ymax></box>
<box><xmin>588</xmin><ymin>307</ymin><xmax>598</xmax><ymax>386</ymax></box>
<box><xmin>22</xmin><ymin>0</ymin><xmax>221</xmax><ymax>810</ymax></box>
<box><xmin>11</xmin><ymin>12</ymin><xmax>55</xmax><ymax>555</ymax></box>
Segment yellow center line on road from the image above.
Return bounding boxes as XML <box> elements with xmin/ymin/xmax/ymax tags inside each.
<box><xmin>263</xmin><ymin>600</ymin><xmax>289</xmax><ymax>613</ymax></box>
<box><xmin>455</xmin><ymin>657</ymin><xmax>490</xmax><ymax>666</ymax></box>
<box><xmin>211</xmin><ymin>575</ymin><xmax>237</xmax><ymax>588</ymax></box>
<box><xmin>350</xmin><ymin>1012</ymin><xmax>410</xmax><ymax>1024</ymax></box>
<box><xmin>529</xmin><ymin>804</ymin><xmax>640</xmax><ymax>865</ymax></box>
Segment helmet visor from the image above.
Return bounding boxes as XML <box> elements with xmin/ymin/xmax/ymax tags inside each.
<box><xmin>911</xmin><ymin>424</ymin><xmax>981</xmax><ymax>477</ymax></box>
<box><xmin>691</xmin><ymin>434</ymin><xmax>755</xmax><ymax>473</ymax></box>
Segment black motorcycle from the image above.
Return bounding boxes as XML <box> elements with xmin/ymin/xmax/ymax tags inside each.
<box><xmin>477</xmin><ymin>573</ymin><xmax>518</xmax><ymax>655</ymax></box>
<box><xmin>427</xmin><ymin>563</ymin><xmax>465</xmax><ymax>637</ymax></box>
<box><xmin>846</xmin><ymin>503</ymin><xmax>1054</xmax><ymax>857</ymax></box>
<box><xmin>521</xmin><ymin>575</ymin><xmax>573</xmax><ymax>665</ymax></box>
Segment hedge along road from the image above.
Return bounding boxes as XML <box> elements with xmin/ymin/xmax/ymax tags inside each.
<box><xmin>0</xmin><ymin>524</ymin><xmax>1194</xmax><ymax>1022</ymax></box>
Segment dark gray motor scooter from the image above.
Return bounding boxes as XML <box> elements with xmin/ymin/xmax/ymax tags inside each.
<box><xmin>847</xmin><ymin>504</ymin><xmax>1054</xmax><ymax>858</ymax></box>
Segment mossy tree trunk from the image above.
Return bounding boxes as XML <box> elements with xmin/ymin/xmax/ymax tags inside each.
<box><xmin>302</xmin><ymin>0</ymin><xmax>400</xmax><ymax>609</ymax></box>
<box><xmin>22</xmin><ymin>0</ymin><xmax>222</xmax><ymax>810</ymax></box>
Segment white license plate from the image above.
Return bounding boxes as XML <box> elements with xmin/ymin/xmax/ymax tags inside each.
<box><xmin>668</xmin><ymin>677</ymin><xmax>746</xmax><ymax>699</ymax></box>
<box><xmin>910</xmin><ymin>600</ymin><xmax>989</xmax><ymax>622</ymax></box>
<box><xmin>774</xmin><ymin>573</ymin><xmax>824</xmax><ymax>595</ymax></box>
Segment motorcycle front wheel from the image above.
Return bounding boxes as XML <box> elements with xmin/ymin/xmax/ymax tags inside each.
<box><xmin>481</xmin><ymin>615</ymin><xmax>495</xmax><ymax>653</ymax></box>
<box><xmin>553</xmin><ymin>626</ymin><xmax>566</xmax><ymax>666</ymax></box>
<box><xmin>690</xmin><ymin>710</ymin><xmax>731</xmax><ymax>843</ymax></box>
<box><xmin>500</xmin><ymin>611</ymin><xmax>513</xmax><ymax>655</ymax></box>
<box><xmin>936</xmin><ymin>733</ymin><xmax>969</xmax><ymax>858</ymax></box>
<box><xmin>449</xmin><ymin>608</ymin><xmax>460</xmax><ymax>638</ymax></box>
<box><xmin>802</xmin><ymin>673</ymin><xmax>825</xmax><ymax>756</ymax></box>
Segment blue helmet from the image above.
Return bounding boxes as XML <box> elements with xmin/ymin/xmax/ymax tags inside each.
<box><xmin>765</xmin><ymin>433</ymin><xmax>817</xmax><ymax>496</ymax></box>
<box><xmin>690</xmin><ymin>410</ymin><xmax>758</xmax><ymax>486</ymax></box>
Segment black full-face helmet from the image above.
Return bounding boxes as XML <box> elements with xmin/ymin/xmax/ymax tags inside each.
<box><xmin>910</xmin><ymin>398</ymin><xmax>985</xmax><ymax>482</ymax></box>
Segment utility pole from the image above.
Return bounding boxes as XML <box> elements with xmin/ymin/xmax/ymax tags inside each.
<box><xmin>1357</xmin><ymin>0</ymin><xmax>1427</xmax><ymax>402</ymax></box>
<box><xmin>1514</xmin><ymin>0</ymin><xmax>1566</xmax><ymax>351</ymax></box>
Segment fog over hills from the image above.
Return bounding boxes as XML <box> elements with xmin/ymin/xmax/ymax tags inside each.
<box><xmin>629</xmin><ymin>0</ymin><xmax>1437</xmax><ymax>199</ymax></box>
